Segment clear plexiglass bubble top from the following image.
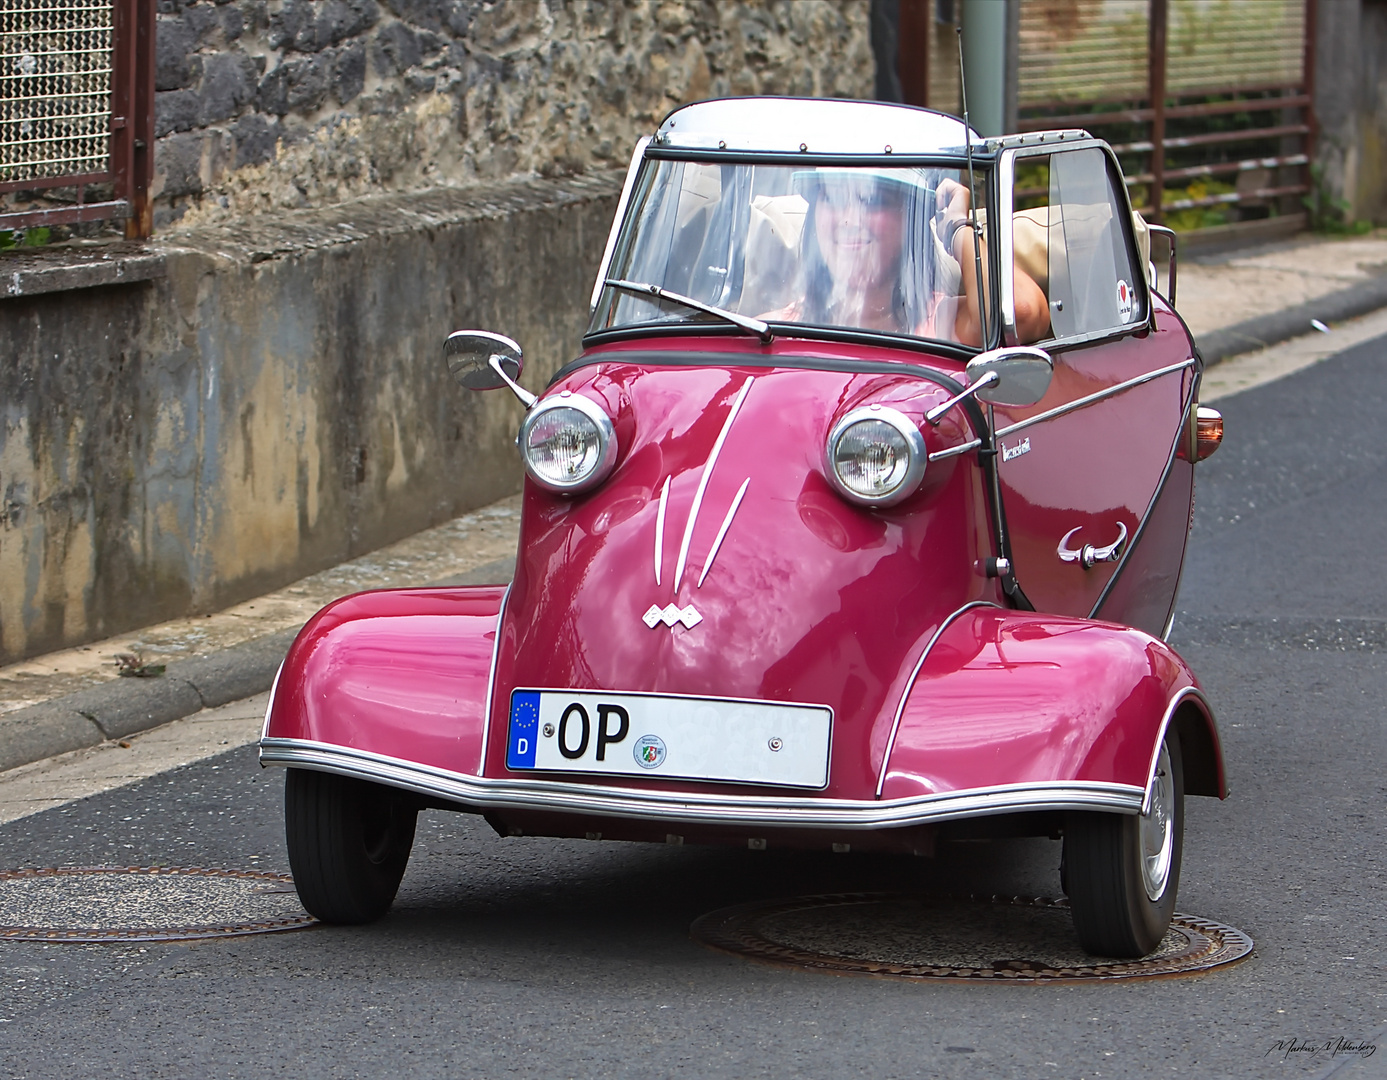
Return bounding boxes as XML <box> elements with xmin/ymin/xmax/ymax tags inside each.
<box><xmin>592</xmin><ymin>158</ymin><xmax>989</xmax><ymax>345</ymax></box>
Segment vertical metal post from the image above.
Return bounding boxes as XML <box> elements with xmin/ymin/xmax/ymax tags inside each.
<box><xmin>897</xmin><ymin>0</ymin><xmax>931</xmax><ymax>107</ymax></box>
<box><xmin>961</xmin><ymin>0</ymin><xmax>1007</xmax><ymax>136</ymax></box>
<box><xmin>1302</xmin><ymin>0</ymin><xmax>1318</xmax><ymax>159</ymax></box>
<box><xmin>112</xmin><ymin>0</ymin><xmax>155</xmax><ymax>239</ymax></box>
<box><xmin>129</xmin><ymin>0</ymin><xmax>155</xmax><ymax>238</ymax></box>
<box><xmin>1148</xmin><ymin>0</ymin><xmax>1168</xmax><ymax>223</ymax></box>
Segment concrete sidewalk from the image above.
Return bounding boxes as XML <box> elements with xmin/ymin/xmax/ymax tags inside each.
<box><xmin>2</xmin><ymin>227</ymin><xmax>1386</xmax><ymax>774</ymax></box>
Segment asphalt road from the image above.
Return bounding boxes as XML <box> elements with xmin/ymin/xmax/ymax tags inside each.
<box><xmin>2</xmin><ymin>335</ymin><xmax>1386</xmax><ymax>1079</ymax></box>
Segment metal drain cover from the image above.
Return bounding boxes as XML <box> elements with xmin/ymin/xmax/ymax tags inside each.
<box><xmin>691</xmin><ymin>892</ymin><xmax>1253</xmax><ymax>982</ymax></box>
<box><xmin>0</xmin><ymin>867</ymin><xmax>316</xmax><ymax>942</ymax></box>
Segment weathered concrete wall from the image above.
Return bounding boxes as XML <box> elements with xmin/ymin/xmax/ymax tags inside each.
<box><xmin>0</xmin><ymin>172</ymin><xmax>619</xmax><ymax>664</ymax></box>
<box><xmin>1314</xmin><ymin>0</ymin><xmax>1387</xmax><ymax>225</ymax></box>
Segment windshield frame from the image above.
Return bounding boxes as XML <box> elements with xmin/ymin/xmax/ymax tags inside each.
<box><xmin>584</xmin><ymin>149</ymin><xmax>1001</xmax><ymax>359</ymax></box>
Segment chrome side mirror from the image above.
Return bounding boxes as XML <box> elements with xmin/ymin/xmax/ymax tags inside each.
<box><xmin>927</xmin><ymin>346</ymin><xmax>1054</xmax><ymax>426</ymax></box>
<box><xmin>966</xmin><ymin>345</ymin><xmax>1053</xmax><ymax>407</ymax></box>
<box><xmin>443</xmin><ymin>330</ymin><xmax>536</xmax><ymax>408</ymax></box>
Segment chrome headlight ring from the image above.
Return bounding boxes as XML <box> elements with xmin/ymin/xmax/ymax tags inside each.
<box><xmin>825</xmin><ymin>404</ymin><xmax>927</xmax><ymax>507</ymax></box>
<box><xmin>519</xmin><ymin>391</ymin><xmax>619</xmax><ymax>495</ymax></box>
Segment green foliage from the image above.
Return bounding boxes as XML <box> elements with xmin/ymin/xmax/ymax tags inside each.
<box><xmin>1303</xmin><ymin>163</ymin><xmax>1373</xmax><ymax>235</ymax></box>
<box><xmin>1163</xmin><ymin>178</ymin><xmax>1236</xmax><ymax>232</ymax></box>
<box><xmin>1013</xmin><ymin>161</ymin><xmax>1050</xmax><ymax>211</ymax></box>
<box><xmin>0</xmin><ymin>227</ymin><xmax>51</xmax><ymax>249</ymax></box>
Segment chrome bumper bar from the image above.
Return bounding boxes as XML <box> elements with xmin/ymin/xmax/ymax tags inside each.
<box><xmin>260</xmin><ymin>738</ymin><xmax>1145</xmax><ymax>829</ymax></box>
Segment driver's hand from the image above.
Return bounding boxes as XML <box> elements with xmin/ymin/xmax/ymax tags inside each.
<box><xmin>935</xmin><ymin>177</ymin><xmax>971</xmax><ymax>226</ymax></box>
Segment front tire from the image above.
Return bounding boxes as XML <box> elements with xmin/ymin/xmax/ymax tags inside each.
<box><xmin>1064</xmin><ymin>732</ymin><xmax>1184</xmax><ymax>958</ymax></box>
<box><xmin>285</xmin><ymin>768</ymin><xmax>418</xmax><ymax>924</ymax></box>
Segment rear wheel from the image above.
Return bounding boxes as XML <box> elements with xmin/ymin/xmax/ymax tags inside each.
<box><xmin>1064</xmin><ymin>732</ymin><xmax>1184</xmax><ymax>958</ymax></box>
<box><xmin>285</xmin><ymin>768</ymin><xmax>418</xmax><ymax>924</ymax></box>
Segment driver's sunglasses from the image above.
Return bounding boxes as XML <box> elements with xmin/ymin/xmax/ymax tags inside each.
<box><xmin>818</xmin><ymin>181</ymin><xmax>906</xmax><ymax>212</ymax></box>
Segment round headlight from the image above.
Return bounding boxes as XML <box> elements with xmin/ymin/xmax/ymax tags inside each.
<box><xmin>826</xmin><ymin>404</ymin><xmax>926</xmax><ymax>506</ymax></box>
<box><xmin>519</xmin><ymin>392</ymin><xmax>618</xmax><ymax>494</ymax></box>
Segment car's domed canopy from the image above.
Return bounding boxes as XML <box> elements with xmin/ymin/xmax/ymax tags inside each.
<box><xmin>655</xmin><ymin>97</ymin><xmax>980</xmax><ymax>156</ymax></box>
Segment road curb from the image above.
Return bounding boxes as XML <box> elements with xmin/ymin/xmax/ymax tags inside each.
<box><xmin>1196</xmin><ymin>272</ymin><xmax>1387</xmax><ymax>366</ymax></box>
<box><xmin>0</xmin><ymin>558</ymin><xmax>515</xmax><ymax>775</ymax></box>
<box><xmin>0</xmin><ymin>628</ymin><xmax>300</xmax><ymax>774</ymax></box>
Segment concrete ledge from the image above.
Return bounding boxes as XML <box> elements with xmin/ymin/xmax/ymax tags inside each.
<box><xmin>1</xmin><ymin>242</ymin><xmax>168</xmax><ymax>299</ymax></box>
<box><xmin>170</xmin><ymin>628</ymin><xmax>301</xmax><ymax>709</ymax></box>
<box><xmin>0</xmin><ymin>706</ymin><xmax>104</xmax><ymax>774</ymax></box>
<box><xmin>0</xmin><ymin>557</ymin><xmax>518</xmax><ymax>774</ymax></box>
<box><xmin>0</xmin><ymin>632</ymin><xmax>294</xmax><ymax>773</ymax></box>
<box><xmin>62</xmin><ymin>678</ymin><xmax>206</xmax><ymax>742</ymax></box>
<box><xmin>1197</xmin><ymin>271</ymin><xmax>1387</xmax><ymax>365</ymax></box>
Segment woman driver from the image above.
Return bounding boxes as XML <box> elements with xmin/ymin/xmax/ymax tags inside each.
<box><xmin>764</xmin><ymin>169</ymin><xmax>1049</xmax><ymax>347</ymax></box>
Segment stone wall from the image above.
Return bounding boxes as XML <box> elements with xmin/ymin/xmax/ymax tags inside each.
<box><xmin>151</xmin><ymin>0</ymin><xmax>874</xmax><ymax>230</ymax></box>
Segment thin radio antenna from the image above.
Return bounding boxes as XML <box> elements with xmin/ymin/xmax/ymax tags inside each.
<box><xmin>957</xmin><ymin>26</ymin><xmax>987</xmax><ymax>346</ymax></box>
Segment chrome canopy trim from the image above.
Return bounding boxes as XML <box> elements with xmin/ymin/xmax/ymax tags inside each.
<box><xmin>590</xmin><ymin>136</ymin><xmax>651</xmax><ymax>314</ymax></box>
<box><xmin>260</xmin><ymin>738</ymin><xmax>1145</xmax><ymax>829</ymax></box>
<box><xmin>655</xmin><ymin>97</ymin><xmax>979</xmax><ymax>157</ymax></box>
<box><xmin>993</xmin><ymin>357</ymin><xmax>1196</xmax><ymax>443</ymax></box>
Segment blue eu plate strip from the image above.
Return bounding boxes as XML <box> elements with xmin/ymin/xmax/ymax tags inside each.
<box><xmin>507</xmin><ymin>690</ymin><xmax>540</xmax><ymax>769</ymax></box>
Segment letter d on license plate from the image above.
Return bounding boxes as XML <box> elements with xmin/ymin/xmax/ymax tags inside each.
<box><xmin>506</xmin><ymin>689</ymin><xmax>831</xmax><ymax>788</ymax></box>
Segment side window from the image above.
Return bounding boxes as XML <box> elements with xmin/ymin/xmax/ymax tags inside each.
<box><xmin>1012</xmin><ymin>148</ymin><xmax>1144</xmax><ymax>341</ymax></box>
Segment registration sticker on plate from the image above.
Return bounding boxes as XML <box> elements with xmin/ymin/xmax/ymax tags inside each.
<box><xmin>506</xmin><ymin>690</ymin><xmax>832</xmax><ymax>789</ymax></box>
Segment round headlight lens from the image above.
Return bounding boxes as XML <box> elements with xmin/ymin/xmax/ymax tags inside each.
<box><xmin>826</xmin><ymin>405</ymin><xmax>926</xmax><ymax>506</ymax></box>
<box><xmin>520</xmin><ymin>393</ymin><xmax>617</xmax><ymax>493</ymax></box>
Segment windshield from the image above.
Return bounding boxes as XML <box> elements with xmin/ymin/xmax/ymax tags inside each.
<box><xmin>590</xmin><ymin>159</ymin><xmax>990</xmax><ymax>346</ymax></box>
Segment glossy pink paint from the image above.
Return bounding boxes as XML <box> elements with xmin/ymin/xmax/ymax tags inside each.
<box><xmin>264</xmin><ymin>324</ymin><xmax>1224</xmax><ymax>836</ymax></box>
<box><xmin>265</xmin><ymin>586</ymin><xmax>505</xmax><ymax>773</ymax></box>
<box><xmin>487</xmin><ymin>350</ymin><xmax>996</xmax><ymax>799</ymax></box>
<box><xmin>880</xmin><ymin>606</ymin><xmax>1219</xmax><ymax>800</ymax></box>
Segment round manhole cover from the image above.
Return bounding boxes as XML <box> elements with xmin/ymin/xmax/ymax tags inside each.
<box><xmin>0</xmin><ymin>867</ymin><xmax>316</xmax><ymax>942</ymax></box>
<box><xmin>691</xmin><ymin>893</ymin><xmax>1252</xmax><ymax>982</ymax></box>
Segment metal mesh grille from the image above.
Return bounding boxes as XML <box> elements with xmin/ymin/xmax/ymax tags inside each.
<box><xmin>1</xmin><ymin>0</ymin><xmax>114</xmax><ymax>184</ymax></box>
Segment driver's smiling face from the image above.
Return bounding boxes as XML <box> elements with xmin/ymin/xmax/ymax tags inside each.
<box><xmin>814</xmin><ymin>178</ymin><xmax>907</xmax><ymax>288</ymax></box>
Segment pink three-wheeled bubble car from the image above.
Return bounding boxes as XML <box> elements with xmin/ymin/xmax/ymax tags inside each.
<box><xmin>260</xmin><ymin>98</ymin><xmax>1228</xmax><ymax>958</ymax></box>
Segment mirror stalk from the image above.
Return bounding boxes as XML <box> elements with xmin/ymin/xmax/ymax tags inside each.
<box><xmin>926</xmin><ymin>371</ymin><xmax>1000</xmax><ymax>426</ymax></box>
<box><xmin>489</xmin><ymin>354</ymin><xmax>538</xmax><ymax>409</ymax></box>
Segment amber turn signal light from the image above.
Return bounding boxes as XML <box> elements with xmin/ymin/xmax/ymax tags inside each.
<box><xmin>1195</xmin><ymin>406</ymin><xmax>1223</xmax><ymax>461</ymax></box>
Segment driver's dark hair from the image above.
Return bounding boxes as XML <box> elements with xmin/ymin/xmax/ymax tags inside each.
<box><xmin>796</xmin><ymin>175</ymin><xmax>939</xmax><ymax>332</ymax></box>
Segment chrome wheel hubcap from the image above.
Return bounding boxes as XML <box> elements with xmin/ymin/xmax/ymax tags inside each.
<box><xmin>1140</xmin><ymin>743</ymin><xmax>1175</xmax><ymax>901</ymax></box>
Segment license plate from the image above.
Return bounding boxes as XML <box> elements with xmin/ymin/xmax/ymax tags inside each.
<box><xmin>506</xmin><ymin>690</ymin><xmax>832</xmax><ymax>789</ymax></box>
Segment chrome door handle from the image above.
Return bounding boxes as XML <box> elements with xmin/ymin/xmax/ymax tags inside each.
<box><xmin>1057</xmin><ymin>521</ymin><xmax>1128</xmax><ymax>569</ymax></box>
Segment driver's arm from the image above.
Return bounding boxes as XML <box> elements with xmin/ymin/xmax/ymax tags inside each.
<box><xmin>937</xmin><ymin>179</ymin><xmax>1050</xmax><ymax>348</ymax></box>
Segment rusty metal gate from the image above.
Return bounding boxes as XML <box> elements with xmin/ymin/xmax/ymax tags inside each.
<box><xmin>0</xmin><ymin>0</ymin><xmax>154</xmax><ymax>238</ymax></box>
<box><xmin>1015</xmin><ymin>0</ymin><xmax>1314</xmax><ymax>228</ymax></box>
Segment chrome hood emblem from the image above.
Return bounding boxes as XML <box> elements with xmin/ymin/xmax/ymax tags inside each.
<box><xmin>645</xmin><ymin>376</ymin><xmax>753</xmax><ymax>629</ymax></box>
<box><xmin>644</xmin><ymin>604</ymin><xmax>704</xmax><ymax>630</ymax></box>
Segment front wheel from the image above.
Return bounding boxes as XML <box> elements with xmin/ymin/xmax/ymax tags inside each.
<box><xmin>1064</xmin><ymin>732</ymin><xmax>1184</xmax><ymax>958</ymax></box>
<box><xmin>285</xmin><ymin>768</ymin><xmax>418</xmax><ymax>924</ymax></box>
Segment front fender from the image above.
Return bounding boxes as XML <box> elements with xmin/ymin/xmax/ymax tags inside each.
<box><xmin>262</xmin><ymin>586</ymin><xmax>506</xmax><ymax>777</ymax></box>
<box><xmin>881</xmin><ymin>607</ymin><xmax>1225</xmax><ymax>804</ymax></box>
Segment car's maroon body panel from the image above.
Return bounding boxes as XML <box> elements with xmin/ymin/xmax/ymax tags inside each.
<box><xmin>263</xmin><ymin>325</ymin><xmax>1225</xmax><ymax>837</ymax></box>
